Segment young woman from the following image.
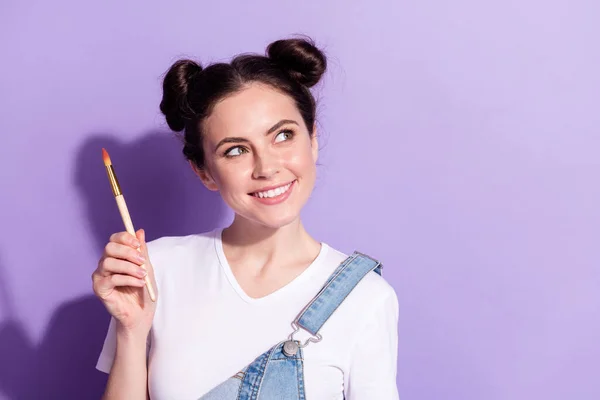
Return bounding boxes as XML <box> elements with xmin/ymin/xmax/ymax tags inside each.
<box><xmin>93</xmin><ymin>37</ymin><xmax>399</xmax><ymax>399</ymax></box>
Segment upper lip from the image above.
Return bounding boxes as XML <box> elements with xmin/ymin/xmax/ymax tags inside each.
<box><xmin>249</xmin><ymin>180</ymin><xmax>295</xmax><ymax>194</ymax></box>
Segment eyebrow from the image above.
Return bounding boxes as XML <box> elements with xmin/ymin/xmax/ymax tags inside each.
<box><xmin>214</xmin><ymin>119</ymin><xmax>299</xmax><ymax>152</ymax></box>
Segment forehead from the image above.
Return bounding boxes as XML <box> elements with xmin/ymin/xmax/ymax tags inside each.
<box><xmin>204</xmin><ymin>83</ymin><xmax>302</xmax><ymax>139</ymax></box>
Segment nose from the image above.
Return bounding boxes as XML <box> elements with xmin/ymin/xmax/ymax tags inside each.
<box><xmin>252</xmin><ymin>149</ymin><xmax>280</xmax><ymax>180</ymax></box>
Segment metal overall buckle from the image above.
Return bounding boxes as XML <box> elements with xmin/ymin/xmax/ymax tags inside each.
<box><xmin>282</xmin><ymin>321</ymin><xmax>323</xmax><ymax>357</ymax></box>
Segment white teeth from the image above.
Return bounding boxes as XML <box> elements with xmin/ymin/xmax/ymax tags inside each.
<box><xmin>254</xmin><ymin>182</ymin><xmax>293</xmax><ymax>199</ymax></box>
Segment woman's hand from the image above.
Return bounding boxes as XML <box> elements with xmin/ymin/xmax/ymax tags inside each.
<box><xmin>92</xmin><ymin>229</ymin><xmax>157</xmax><ymax>338</ymax></box>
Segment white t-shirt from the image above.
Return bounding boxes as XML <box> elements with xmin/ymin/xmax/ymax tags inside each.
<box><xmin>96</xmin><ymin>228</ymin><xmax>399</xmax><ymax>399</ymax></box>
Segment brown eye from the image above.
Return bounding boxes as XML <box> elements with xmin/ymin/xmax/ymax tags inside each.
<box><xmin>274</xmin><ymin>130</ymin><xmax>294</xmax><ymax>143</ymax></box>
<box><xmin>224</xmin><ymin>146</ymin><xmax>248</xmax><ymax>157</ymax></box>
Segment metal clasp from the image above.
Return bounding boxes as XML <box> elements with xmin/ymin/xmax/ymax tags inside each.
<box><xmin>287</xmin><ymin>321</ymin><xmax>322</xmax><ymax>349</ymax></box>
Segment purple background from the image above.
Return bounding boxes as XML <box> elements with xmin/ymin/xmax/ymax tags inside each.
<box><xmin>1</xmin><ymin>1</ymin><xmax>599</xmax><ymax>399</ymax></box>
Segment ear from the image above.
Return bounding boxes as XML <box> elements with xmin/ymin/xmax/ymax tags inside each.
<box><xmin>189</xmin><ymin>160</ymin><xmax>219</xmax><ymax>191</ymax></box>
<box><xmin>311</xmin><ymin>125</ymin><xmax>319</xmax><ymax>163</ymax></box>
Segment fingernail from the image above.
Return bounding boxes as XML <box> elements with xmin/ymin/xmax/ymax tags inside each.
<box><xmin>138</xmin><ymin>268</ymin><xmax>147</xmax><ymax>278</ymax></box>
<box><xmin>132</xmin><ymin>240</ymin><xmax>141</xmax><ymax>248</ymax></box>
<box><xmin>137</xmin><ymin>254</ymin><xmax>146</xmax><ymax>263</ymax></box>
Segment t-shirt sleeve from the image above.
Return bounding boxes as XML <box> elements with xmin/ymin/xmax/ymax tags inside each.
<box><xmin>345</xmin><ymin>285</ymin><xmax>400</xmax><ymax>399</ymax></box>
<box><xmin>96</xmin><ymin>316</ymin><xmax>117</xmax><ymax>373</ymax></box>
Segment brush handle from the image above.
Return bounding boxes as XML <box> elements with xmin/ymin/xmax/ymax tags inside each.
<box><xmin>115</xmin><ymin>195</ymin><xmax>157</xmax><ymax>302</ymax></box>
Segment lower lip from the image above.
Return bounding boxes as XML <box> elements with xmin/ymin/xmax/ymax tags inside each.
<box><xmin>250</xmin><ymin>180</ymin><xmax>296</xmax><ymax>205</ymax></box>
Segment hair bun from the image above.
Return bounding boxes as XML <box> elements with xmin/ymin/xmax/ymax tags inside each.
<box><xmin>267</xmin><ymin>38</ymin><xmax>327</xmax><ymax>88</ymax></box>
<box><xmin>160</xmin><ymin>59</ymin><xmax>203</xmax><ymax>132</ymax></box>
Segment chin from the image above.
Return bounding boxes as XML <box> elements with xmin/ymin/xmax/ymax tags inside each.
<box><xmin>229</xmin><ymin>206</ymin><xmax>300</xmax><ymax>230</ymax></box>
<box><xmin>252</xmin><ymin>213</ymin><xmax>300</xmax><ymax>230</ymax></box>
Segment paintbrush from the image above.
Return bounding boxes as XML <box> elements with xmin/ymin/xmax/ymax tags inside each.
<box><xmin>102</xmin><ymin>148</ymin><xmax>156</xmax><ymax>302</ymax></box>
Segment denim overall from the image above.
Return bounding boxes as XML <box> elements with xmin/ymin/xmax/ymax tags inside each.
<box><xmin>199</xmin><ymin>252</ymin><xmax>383</xmax><ymax>400</ymax></box>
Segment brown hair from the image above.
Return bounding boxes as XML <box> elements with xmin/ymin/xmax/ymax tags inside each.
<box><xmin>159</xmin><ymin>37</ymin><xmax>327</xmax><ymax>169</ymax></box>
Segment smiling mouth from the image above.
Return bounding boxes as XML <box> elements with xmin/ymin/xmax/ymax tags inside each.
<box><xmin>250</xmin><ymin>180</ymin><xmax>296</xmax><ymax>199</ymax></box>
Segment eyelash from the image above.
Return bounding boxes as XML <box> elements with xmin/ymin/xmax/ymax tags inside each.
<box><xmin>223</xmin><ymin>129</ymin><xmax>295</xmax><ymax>158</ymax></box>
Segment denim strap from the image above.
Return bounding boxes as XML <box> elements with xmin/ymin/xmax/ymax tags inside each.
<box><xmin>294</xmin><ymin>251</ymin><xmax>383</xmax><ymax>336</ymax></box>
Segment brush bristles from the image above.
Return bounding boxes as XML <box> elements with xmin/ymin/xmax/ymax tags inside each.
<box><xmin>102</xmin><ymin>148</ymin><xmax>112</xmax><ymax>166</ymax></box>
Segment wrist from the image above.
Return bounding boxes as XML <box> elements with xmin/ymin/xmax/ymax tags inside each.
<box><xmin>116</xmin><ymin>322</ymin><xmax>150</xmax><ymax>345</ymax></box>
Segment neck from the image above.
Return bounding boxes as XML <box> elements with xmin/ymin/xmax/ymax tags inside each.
<box><xmin>222</xmin><ymin>215</ymin><xmax>319</xmax><ymax>266</ymax></box>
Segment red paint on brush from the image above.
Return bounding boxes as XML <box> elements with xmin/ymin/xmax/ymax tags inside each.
<box><xmin>102</xmin><ymin>148</ymin><xmax>112</xmax><ymax>166</ymax></box>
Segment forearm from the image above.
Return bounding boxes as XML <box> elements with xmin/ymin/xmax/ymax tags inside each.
<box><xmin>102</xmin><ymin>327</ymin><xmax>149</xmax><ymax>400</ymax></box>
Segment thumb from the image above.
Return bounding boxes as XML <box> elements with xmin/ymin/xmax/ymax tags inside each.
<box><xmin>136</xmin><ymin>228</ymin><xmax>157</xmax><ymax>300</ymax></box>
<box><xmin>136</xmin><ymin>229</ymin><xmax>149</xmax><ymax>258</ymax></box>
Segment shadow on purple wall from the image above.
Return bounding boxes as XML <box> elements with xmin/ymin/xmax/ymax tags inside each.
<box><xmin>0</xmin><ymin>294</ymin><xmax>110</xmax><ymax>399</ymax></box>
<box><xmin>77</xmin><ymin>131</ymin><xmax>227</xmax><ymax>247</ymax></box>
<box><xmin>0</xmin><ymin>132</ymin><xmax>226</xmax><ymax>399</ymax></box>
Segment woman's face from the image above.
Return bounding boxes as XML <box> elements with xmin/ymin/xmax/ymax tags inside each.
<box><xmin>195</xmin><ymin>83</ymin><xmax>318</xmax><ymax>229</ymax></box>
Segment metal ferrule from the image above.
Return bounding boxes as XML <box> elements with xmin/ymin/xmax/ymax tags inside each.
<box><xmin>105</xmin><ymin>165</ymin><xmax>122</xmax><ymax>197</ymax></box>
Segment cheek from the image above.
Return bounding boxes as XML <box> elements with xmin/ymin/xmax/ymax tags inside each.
<box><xmin>287</xmin><ymin>146</ymin><xmax>317</xmax><ymax>174</ymax></box>
<box><xmin>211</xmin><ymin>162</ymin><xmax>254</xmax><ymax>191</ymax></box>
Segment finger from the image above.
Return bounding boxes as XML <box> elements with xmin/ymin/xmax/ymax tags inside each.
<box><xmin>103</xmin><ymin>242</ymin><xmax>146</xmax><ymax>266</ymax></box>
<box><xmin>93</xmin><ymin>273</ymin><xmax>146</xmax><ymax>297</ymax></box>
<box><xmin>109</xmin><ymin>231</ymin><xmax>141</xmax><ymax>249</ymax></box>
<box><xmin>135</xmin><ymin>229</ymin><xmax>158</xmax><ymax>299</ymax></box>
<box><xmin>109</xmin><ymin>274</ymin><xmax>147</xmax><ymax>288</ymax></box>
<box><xmin>99</xmin><ymin>257</ymin><xmax>148</xmax><ymax>279</ymax></box>
<box><xmin>136</xmin><ymin>229</ymin><xmax>153</xmax><ymax>274</ymax></box>
<box><xmin>136</xmin><ymin>229</ymin><xmax>149</xmax><ymax>258</ymax></box>
<box><xmin>136</xmin><ymin>229</ymin><xmax>154</xmax><ymax>277</ymax></box>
